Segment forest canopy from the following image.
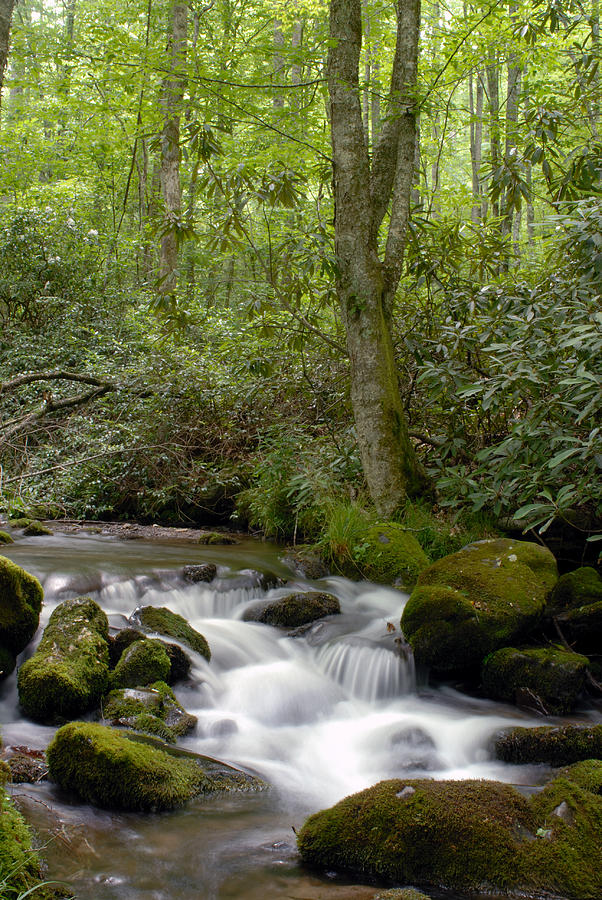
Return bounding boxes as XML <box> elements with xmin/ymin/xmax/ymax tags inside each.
<box><xmin>0</xmin><ymin>0</ymin><xmax>600</xmax><ymax>550</ymax></box>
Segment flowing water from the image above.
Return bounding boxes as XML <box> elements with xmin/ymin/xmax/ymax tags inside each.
<box><xmin>1</xmin><ymin>532</ymin><xmax>599</xmax><ymax>900</ymax></box>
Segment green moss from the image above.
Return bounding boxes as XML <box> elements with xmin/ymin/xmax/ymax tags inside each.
<box><xmin>0</xmin><ymin>789</ymin><xmax>42</xmax><ymax>894</ymax></box>
<box><xmin>103</xmin><ymin>682</ymin><xmax>197</xmax><ymax>741</ymax></box>
<box><xmin>557</xmin><ymin>600</ymin><xmax>602</xmax><ymax>655</ymax></box>
<box><xmin>401</xmin><ymin>539</ymin><xmax>557</xmax><ymax>674</ymax></box>
<box><xmin>22</xmin><ymin>520</ymin><xmax>53</xmax><ymax>537</ymax></box>
<box><xmin>297</xmin><ymin>775</ymin><xmax>602</xmax><ymax>898</ymax></box>
<box><xmin>197</xmin><ymin>531</ymin><xmax>237</xmax><ymax>545</ymax></box>
<box><xmin>561</xmin><ymin>760</ymin><xmax>602</xmax><ymax>795</ymax></box>
<box><xmin>18</xmin><ymin>596</ymin><xmax>109</xmax><ymax>722</ymax></box>
<box><xmin>350</xmin><ymin>523</ymin><xmax>430</xmax><ymax>588</ymax></box>
<box><xmin>244</xmin><ymin>592</ymin><xmax>340</xmax><ymax>628</ymax></box>
<box><xmin>110</xmin><ymin>638</ymin><xmax>171</xmax><ymax>689</ymax></box>
<box><xmin>47</xmin><ymin>721</ymin><xmax>263</xmax><ymax>811</ymax></box>
<box><xmin>375</xmin><ymin>892</ymin><xmax>432</xmax><ymax>900</ymax></box>
<box><xmin>547</xmin><ymin>566</ymin><xmax>602</xmax><ymax>615</ymax></box>
<box><xmin>494</xmin><ymin>725</ymin><xmax>602</xmax><ymax>765</ymax></box>
<box><xmin>47</xmin><ymin>721</ymin><xmax>207</xmax><ymax>811</ymax></box>
<box><xmin>481</xmin><ymin>646</ymin><xmax>589</xmax><ymax>714</ymax></box>
<box><xmin>0</xmin><ymin>555</ymin><xmax>43</xmax><ymax>655</ymax></box>
<box><xmin>8</xmin><ymin>518</ymin><xmax>33</xmax><ymax>528</ymax></box>
<box><xmin>0</xmin><ymin>530</ymin><xmax>14</xmax><ymax>544</ymax></box>
<box><xmin>134</xmin><ymin>607</ymin><xmax>211</xmax><ymax>661</ymax></box>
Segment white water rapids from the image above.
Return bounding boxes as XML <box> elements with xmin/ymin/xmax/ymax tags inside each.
<box><xmin>2</xmin><ymin>533</ymin><xmax>597</xmax><ymax>899</ymax></box>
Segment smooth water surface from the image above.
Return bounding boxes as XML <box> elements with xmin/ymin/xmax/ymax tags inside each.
<box><xmin>2</xmin><ymin>532</ymin><xmax>598</xmax><ymax>900</ymax></box>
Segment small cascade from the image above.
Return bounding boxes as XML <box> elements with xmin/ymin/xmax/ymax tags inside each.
<box><xmin>316</xmin><ymin>637</ymin><xmax>415</xmax><ymax>701</ymax></box>
<box><xmin>137</xmin><ymin>584</ymin><xmax>266</xmax><ymax>620</ymax></box>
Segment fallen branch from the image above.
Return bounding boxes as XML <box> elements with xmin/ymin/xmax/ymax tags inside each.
<box><xmin>0</xmin><ymin>370</ymin><xmax>116</xmax><ymax>394</ymax></box>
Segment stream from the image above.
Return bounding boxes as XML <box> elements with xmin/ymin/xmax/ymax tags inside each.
<box><xmin>2</xmin><ymin>532</ymin><xmax>600</xmax><ymax>900</ymax></box>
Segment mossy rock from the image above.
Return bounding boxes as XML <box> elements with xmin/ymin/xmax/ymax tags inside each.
<box><xmin>374</xmin><ymin>891</ymin><xmax>432</xmax><ymax>900</ymax></box>
<box><xmin>197</xmin><ymin>531</ymin><xmax>237</xmax><ymax>545</ymax></box>
<box><xmin>103</xmin><ymin>682</ymin><xmax>197</xmax><ymax>742</ymax></box>
<box><xmin>0</xmin><ymin>555</ymin><xmax>43</xmax><ymax>655</ymax></box>
<box><xmin>560</xmin><ymin>760</ymin><xmax>602</xmax><ymax>795</ymax></box>
<box><xmin>481</xmin><ymin>646</ymin><xmax>589</xmax><ymax>714</ymax></box>
<box><xmin>0</xmin><ymin>530</ymin><xmax>14</xmax><ymax>544</ymax></box>
<box><xmin>8</xmin><ymin>517</ymin><xmax>33</xmax><ymax>528</ymax></box>
<box><xmin>108</xmin><ymin>627</ymin><xmax>146</xmax><ymax>667</ymax></box>
<box><xmin>6</xmin><ymin>751</ymin><xmax>49</xmax><ymax>784</ymax></box>
<box><xmin>182</xmin><ymin>563</ymin><xmax>217</xmax><ymax>583</ymax></box>
<box><xmin>401</xmin><ymin>539</ymin><xmax>558</xmax><ymax>674</ymax></box>
<box><xmin>556</xmin><ymin>600</ymin><xmax>602</xmax><ymax>655</ymax></box>
<box><xmin>109</xmin><ymin>628</ymin><xmax>192</xmax><ymax>684</ymax></box>
<box><xmin>297</xmin><ymin>775</ymin><xmax>602</xmax><ymax>898</ymax></box>
<box><xmin>243</xmin><ymin>591</ymin><xmax>340</xmax><ymax>628</ymax></box>
<box><xmin>351</xmin><ymin>523</ymin><xmax>429</xmax><ymax>588</ymax></box>
<box><xmin>547</xmin><ymin>566</ymin><xmax>602</xmax><ymax>616</ymax></box>
<box><xmin>22</xmin><ymin>520</ymin><xmax>53</xmax><ymax>537</ymax></box>
<box><xmin>0</xmin><ymin>643</ymin><xmax>16</xmax><ymax>680</ymax></box>
<box><xmin>494</xmin><ymin>724</ymin><xmax>602</xmax><ymax>765</ymax></box>
<box><xmin>110</xmin><ymin>638</ymin><xmax>171</xmax><ymax>689</ymax></box>
<box><xmin>47</xmin><ymin>721</ymin><xmax>264</xmax><ymax>811</ymax></box>
<box><xmin>132</xmin><ymin>606</ymin><xmax>211</xmax><ymax>661</ymax></box>
<box><xmin>18</xmin><ymin>596</ymin><xmax>109</xmax><ymax>722</ymax></box>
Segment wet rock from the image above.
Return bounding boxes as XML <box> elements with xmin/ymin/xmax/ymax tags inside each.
<box><xmin>282</xmin><ymin>547</ymin><xmax>330</xmax><ymax>580</ymax></box>
<box><xmin>47</xmin><ymin>721</ymin><xmax>265</xmax><ymax>812</ymax></box>
<box><xmin>197</xmin><ymin>531</ymin><xmax>237</xmax><ymax>545</ymax></box>
<box><xmin>18</xmin><ymin>596</ymin><xmax>109</xmax><ymax>722</ymax></box>
<box><xmin>243</xmin><ymin>591</ymin><xmax>340</xmax><ymax>628</ymax></box>
<box><xmin>22</xmin><ymin>521</ymin><xmax>53</xmax><ymax>537</ymax></box>
<box><xmin>401</xmin><ymin>539</ymin><xmax>558</xmax><ymax>675</ymax></box>
<box><xmin>481</xmin><ymin>646</ymin><xmax>589</xmax><ymax>714</ymax></box>
<box><xmin>110</xmin><ymin>638</ymin><xmax>171</xmax><ymax>689</ymax></box>
<box><xmin>555</xmin><ymin>601</ymin><xmax>602</xmax><ymax>655</ymax></box>
<box><xmin>132</xmin><ymin>606</ymin><xmax>211</xmax><ymax>661</ymax></box>
<box><xmin>5</xmin><ymin>749</ymin><xmax>48</xmax><ymax>784</ymax></box>
<box><xmin>0</xmin><ymin>555</ymin><xmax>43</xmax><ymax>662</ymax></box>
<box><xmin>110</xmin><ymin>627</ymin><xmax>192</xmax><ymax>684</ymax></box>
<box><xmin>108</xmin><ymin>627</ymin><xmax>146</xmax><ymax>667</ymax></box>
<box><xmin>102</xmin><ymin>682</ymin><xmax>197</xmax><ymax>742</ymax></box>
<box><xmin>297</xmin><ymin>774</ymin><xmax>602</xmax><ymax>899</ymax></box>
<box><xmin>0</xmin><ymin>645</ymin><xmax>16</xmax><ymax>679</ymax></box>
<box><xmin>0</xmin><ymin>530</ymin><xmax>14</xmax><ymax>544</ymax></box>
<box><xmin>182</xmin><ymin>564</ymin><xmax>217</xmax><ymax>583</ymax></box>
<box><xmin>494</xmin><ymin>724</ymin><xmax>602</xmax><ymax>766</ymax></box>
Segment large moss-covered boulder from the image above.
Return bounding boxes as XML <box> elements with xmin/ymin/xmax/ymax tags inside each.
<box><xmin>0</xmin><ymin>555</ymin><xmax>43</xmax><ymax>656</ymax></box>
<box><xmin>110</xmin><ymin>638</ymin><xmax>171</xmax><ymax>689</ymax></box>
<box><xmin>243</xmin><ymin>591</ymin><xmax>340</xmax><ymax>628</ymax></box>
<box><xmin>103</xmin><ymin>682</ymin><xmax>197</xmax><ymax>742</ymax></box>
<box><xmin>481</xmin><ymin>646</ymin><xmax>589</xmax><ymax>714</ymax></box>
<box><xmin>400</xmin><ymin>539</ymin><xmax>558</xmax><ymax>674</ymax></box>
<box><xmin>351</xmin><ymin>523</ymin><xmax>429</xmax><ymax>588</ymax></box>
<box><xmin>22</xmin><ymin>520</ymin><xmax>53</xmax><ymax>537</ymax></box>
<box><xmin>494</xmin><ymin>724</ymin><xmax>602</xmax><ymax>765</ymax></box>
<box><xmin>297</xmin><ymin>775</ymin><xmax>602</xmax><ymax>898</ymax></box>
<box><xmin>132</xmin><ymin>606</ymin><xmax>211</xmax><ymax>661</ymax></box>
<box><xmin>47</xmin><ymin>721</ymin><xmax>264</xmax><ymax>811</ymax></box>
<box><xmin>556</xmin><ymin>602</ymin><xmax>602</xmax><ymax>655</ymax></box>
<box><xmin>18</xmin><ymin>596</ymin><xmax>109</xmax><ymax>722</ymax></box>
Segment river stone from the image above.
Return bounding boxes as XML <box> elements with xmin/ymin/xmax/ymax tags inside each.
<box><xmin>182</xmin><ymin>564</ymin><xmax>217</xmax><ymax>583</ymax></box>
<box><xmin>494</xmin><ymin>724</ymin><xmax>602</xmax><ymax>765</ymax></box>
<box><xmin>47</xmin><ymin>721</ymin><xmax>264</xmax><ymax>811</ymax></box>
<box><xmin>0</xmin><ymin>531</ymin><xmax>14</xmax><ymax>544</ymax></box>
<box><xmin>17</xmin><ymin>596</ymin><xmax>109</xmax><ymax>722</ymax></box>
<box><xmin>400</xmin><ymin>539</ymin><xmax>558</xmax><ymax>674</ymax></box>
<box><xmin>110</xmin><ymin>639</ymin><xmax>171</xmax><ymax>689</ymax></box>
<box><xmin>481</xmin><ymin>646</ymin><xmax>589</xmax><ymax>714</ymax></box>
<box><xmin>22</xmin><ymin>521</ymin><xmax>53</xmax><ymax>537</ymax></box>
<box><xmin>109</xmin><ymin>628</ymin><xmax>191</xmax><ymax>684</ymax></box>
<box><xmin>103</xmin><ymin>682</ymin><xmax>197</xmax><ymax>742</ymax></box>
<box><xmin>132</xmin><ymin>606</ymin><xmax>211</xmax><ymax>661</ymax></box>
<box><xmin>243</xmin><ymin>591</ymin><xmax>340</xmax><ymax>628</ymax></box>
<box><xmin>297</xmin><ymin>774</ymin><xmax>602</xmax><ymax>898</ymax></box>
<box><xmin>546</xmin><ymin>566</ymin><xmax>602</xmax><ymax>616</ymax></box>
<box><xmin>0</xmin><ymin>555</ymin><xmax>43</xmax><ymax>657</ymax></box>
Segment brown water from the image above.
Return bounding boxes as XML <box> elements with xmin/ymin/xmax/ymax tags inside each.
<box><xmin>2</xmin><ymin>532</ymin><xmax>597</xmax><ymax>900</ymax></box>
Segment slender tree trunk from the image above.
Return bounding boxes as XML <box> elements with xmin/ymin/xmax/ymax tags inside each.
<box><xmin>0</xmin><ymin>0</ymin><xmax>16</xmax><ymax>115</ymax></box>
<box><xmin>159</xmin><ymin>1</ymin><xmax>187</xmax><ymax>297</ymax></box>
<box><xmin>469</xmin><ymin>70</ymin><xmax>484</xmax><ymax>225</ymax></box>
<box><xmin>273</xmin><ymin>19</ymin><xmax>284</xmax><ymax>109</ymax></box>
<box><xmin>486</xmin><ymin>52</ymin><xmax>500</xmax><ymax>219</ymax></box>
<box><xmin>592</xmin><ymin>0</ymin><xmax>599</xmax><ymax>129</ymax></box>
<box><xmin>501</xmin><ymin>0</ymin><xmax>522</xmax><ymax>249</ymax></box>
<box><xmin>328</xmin><ymin>0</ymin><xmax>429</xmax><ymax>516</ymax></box>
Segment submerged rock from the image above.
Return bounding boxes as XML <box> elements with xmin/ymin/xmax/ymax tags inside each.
<box><xmin>18</xmin><ymin>596</ymin><xmax>109</xmax><ymax>722</ymax></box>
<box><xmin>243</xmin><ymin>591</ymin><xmax>340</xmax><ymax>628</ymax></box>
<box><xmin>132</xmin><ymin>606</ymin><xmax>211</xmax><ymax>661</ymax></box>
<box><xmin>297</xmin><ymin>772</ymin><xmax>602</xmax><ymax>898</ymax></box>
<box><xmin>494</xmin><ymin>724</ymin><xmax>602</xmax><ymax>765</ymax></box>
<box><xmin>0</xmin><ymin>555</ymin><xmax>43</xmax><ymax>662</ymax></box>
<box><xmin>23</xmin><ymin>520</ymin><xmax>53</xmax><ymax>537</ymax></box>
<box><xmin>47</xmin><ymin>721</ymin><xmax>264</xmax><ymax>811</ymax></box>
<box><xmin>400</xmin><ymin>539</ymin><xmax>558</xmax><ymax>675</ymax></box>
<box><xmin>481</xmin><ymin>646</ymin><xmax>589</xmax><ymax>714</ymax></box>
<box><xmin>103</xmin><ymin>682</ymin><xmax>197</xmax><ymax>742</ymax></box>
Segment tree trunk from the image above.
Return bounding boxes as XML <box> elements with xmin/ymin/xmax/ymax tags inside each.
<box><xmin>0</xmin><ymin>0</ymin><xmax>15</xmax><ymax>113</ymax></box>
<box><xmin>159</xmin><ymin>1</ymin><xmax>187</xmax><ymax>297</ymax></box>
<box><xmin>486</xmin><ymin>53</ymin><xmax>500</xmax><ymax>220</ymax></box>
<box><xmin>328</xmin><ymin>0</ymin><xmax>429</xmax><ymax>516</ymax></box>
<box><xmin>469</xmin><ymin>70</ymin><xmax>484</xmax><ymax>225</ymax></box>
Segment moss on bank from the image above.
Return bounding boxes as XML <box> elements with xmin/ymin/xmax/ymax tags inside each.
<box><xmin>494</xmin><ymin>724</ymin><xmax>602</xmax><ymax>765</ymax></box>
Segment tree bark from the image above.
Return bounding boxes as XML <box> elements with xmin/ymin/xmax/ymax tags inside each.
<box><xmin>469</xmin><ymin>70</ymin><xmax>484</xmax><ymax>225</ymax></box>
<box><xmin>486</xmin><ymin>52</ymin><xmax>500</xmax><ymax>220</ymax></box>
<box><xmin>0</xmin><ymin>0</ymin><xmax>15</xmax><ymax>113</ymax></box>
<box><xmin>159</xmin><ymin>1</ymin><xmax>187</xmax><ymax>297</ymax></box>
<box><xmin>328</xmin><ymin>0</ymin><xmax>429</xmax><ymax>516</ymax></box>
